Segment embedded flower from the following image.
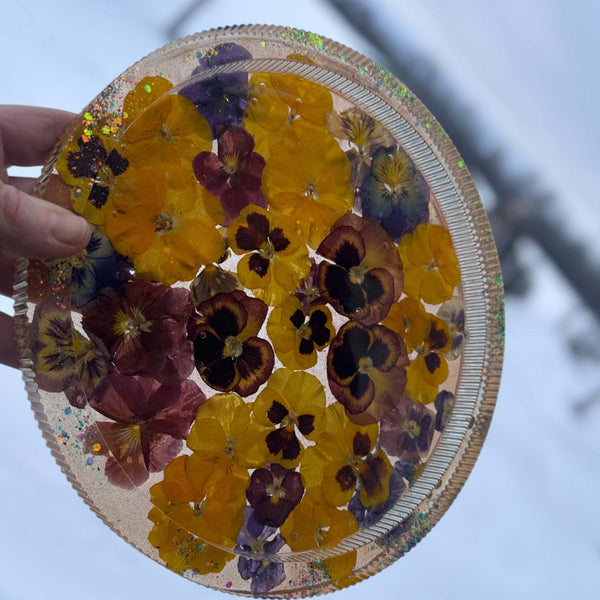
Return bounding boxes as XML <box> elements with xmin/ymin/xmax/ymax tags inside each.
<box><xmin>327</xmin><ymin>321</ymin><xmax>409</xmax><ymax>425</ymax></box>
<box><xmin>87</xmin><ymin>374</ymin><xmax>205</xmax><ymax>488</ymax></box>
<box><xmin>381</xmin><ymin>297</ymin><xmax>429</xmax><ymax>351</ymax></box>
<box><xmin>191</xmin><ymin>263</ymin><xmax>242</xmax><ymax>306</ymax></box>
<box><xmin>262</xmin><ymin>126</ymin><xmax>353</xmax><ymax>248</ymax></box>
<box><xmin>29</xmin><ymin>300</ymin><xmax>112</xmax><ymax>407</ymax></box>
<box><xmin>236</xmin><ymin>508</ymin><xmax>286</xmax><ymax>597</ymax></box>
<box><xmin>181</xmin><ymin>43</ymin><xmax>252</xmax><ymax>137</ymax></box>
<box><xmin>82</xmin><ymin>279</ymin><xmax>193</xmax><ymax>379</ymax></box>
<box><xmin>399</xmin><ymin>222</ymin><xmax>461</xmax><ymax>304</ymax></box>
<box><xmin>437</xmin><ymin>297</ymin><xmax>467</xmax><ymax>359</ymax></box>
<box><xmin>55</xmin><ymin>129</ymin><xmax>129</xmax><ymax>225</ymax></box>
<box><xmin>246</xmin><ymin>463</ymin><xmax>304</xmax><ymax>527</ymax></box>
<box><xmin>326</xmin><ymin>108</ymin><xmax>393</xmax><ymax>187</ymax></box>
<box><xmin>294</xmin><ymin>258</ymin><xmax>323</xmax><ymax>311</ymax></box>
<box><xmin>380</xmin><ymin>396</ymin><xmax>435</xmax><ymax>464</ymax></box>
<box><xmin>70</xmin><ymin>226</ymin><xmax>133</xmax><ymax>308</ymax></box>
<box><xmin>189</xmin><ymin>290</ymin><xmax>274</xmax><ymax>396</ymax></box>
<box><xmin>280</xmin><ymin>497</ymin><xmax>358</xmax><ymax>582</ymax></box>
<box><xmin>243</xmin><ymin>70</ymin><xmax>333</xmax><ymax>158</ymax></box>
<box><xmin>121</xmin><ymin>76</ymin><xmax>174</xmax><ymax>126</ymax></box>
<box><xmin>394</xmin><ymin>459</ymin><xmax>426</xmax><ymax>486</ymax></box>
<box><xmin>267</xmin><ymin>298</ymin><xmax>333</xmax><ymax>370</ymax></box>
<box><xmin>360</xmin><ymin>146</ymin><xmax>429</xmax><ymax>241</ymax></box>
<box><xmin>317</xmin><ymin>213</ymin><xmax>403</xmax><ymax>324</ymax></box>
<box><xmin>434</xmin><ymin>390</ymin><xmax>455</xmax><ymax>431</ymax></box>
<box><xmin>186</xmin><ymin>392</ymin><xmax>267</xmax><ymax>477</ymax></box>
<box><xmin>404</xmin><ymin>312</ymin><xmax>452</xmax><ymax>405</ymax></box>
<box><xmin>229</xmin><ymin>205</ymin><xmax>310</xmax><ymax>306</ymax></box>
<box><xmin>252</xmin><ymin>369</ymin><xmax>326</xmax><ymax>468</ymax></box>
<box><xmin>148</xmin><ymin>455</ymin><xmax>241</xmax><ymax>574</ymax></box>
<box><xmin>301</xmin><ymin>403</ymin><xmax>392</xmax><ymax>508</ymax></box>
<box><xmin>192</xmin><ymin>124</ymin><xmax>267</xmax><ymax>225</ymax></box>
<box><xmin>121</xmin><ymin>92</ymin><xmax>213</xmax><ymax>169</ymax></box>
<box><xmin>348</xmin><ymin>462</ymin><xmax>406</xmax><ymax>527</ymax></box>
<box><xmin>105</xmin><ymin>167</ymin><xmax>225</xmax><ymax>285</ymax></box>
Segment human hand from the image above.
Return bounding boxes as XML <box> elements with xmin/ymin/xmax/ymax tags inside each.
<box><xmin>0</xmin><ymin>105</ymin><xmax>92</xmax><ymax>368</ymax></box>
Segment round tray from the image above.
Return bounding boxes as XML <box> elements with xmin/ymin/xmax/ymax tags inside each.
<box><xmin>15</xmin><ymin>25</ymin><xmax>503</xmax><ymax>598</ymax></box>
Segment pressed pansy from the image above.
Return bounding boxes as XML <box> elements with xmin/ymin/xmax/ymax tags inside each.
<box><xmin>280</xmin><ymin>498</ymin><xmax>359</xmax><ymax>583</ymax></box>
<box><xmin>434</xmin><ymin>390</ymin><xmax>455</xmax><ymax>431</ymax></box>
<box><xmin>148</xmin><ymin>455</ymin><xmax>241</xmax><ymax>574</ymax></box>
<box><xmin>121</xmin><ymin>92</ymin><xmax>213</xmax><ymax>170</ymax></box>
<box><xmin>327</xmin><ymin>108</ymin><xmax>393</xmax><ymax>187</ymax></box>
<box><xmin>399</xmin><ymin>222</ymin><xmax>460</xmax><ymax>304</ymax></box>
<box><xmin>301</xmin><ymin>403</ymin><xmax>393</xmax><ymax>508</ymax></box>
<box><xmin>246</xmin><ymin>463</ymin><xmax>304</xmax><ymax>528</ymax></box>
<box><xmin>317</xmin><ymin>213</ymin><xmax>403</xmax><ymax>324</ymax></box>
<box><xmin>192</xmin><ymin>124</ymin><xmax>267</xmax><ymax>225</ymax></box>
<box><xmin>181</xmin><ymin>43</ymin><xmax>252</xmax><ymax>136</ymax></box>
<box><xmin>105</xmin><ymin>167</ymin><xmax>225</xmax><ymax>285</ymax></box>
<box><xmin>327</xmin><ymin>321</ymin><xmax>409</xmax><ymax>425</ymax></box>
<box><xmin>82</xmin><ymin>279</ymin><xmax>193</xmax><ymax>379</ymax></box>
<box><xmin>381</xmin><ymin>297</ymin><xmax>430</xmax><ymax>351</ymax></box>
<box><xmin>243</xmin><ymin>69</ymin><xmax>333</xmax><ymax>158</ymax></box>
<box><xmin>379</xmin><ymin>396</ymin><xmax>435</xmax><ymax>464</ymax></box>
<box><xmin>189</xmin><ymin>290</ymin><xmax>274</xmax><ymax>396</ymax></box>
<box><xmin>267</xmin><ymin>297</ymin><xmax>333</xmax><ymax>370</ymax></box>
<box><xmin>252</xmin><ymin>369</ymin><xmax>326</xmax><ymax>468</ymax></box>
<box><xmin>437</xmin><ymin>297</ymin><xmax>467</xmax><ymax>359</ymax></box>
<box><xmin>55</xmin><ymin>128</ymin><xmax>129</xmax><ymax>226</ymax></box>
<box><xmin>228</xmin><ymin>205</ymin><xmax>310</xmax><ymax>306</ymax></box>
<box><xmin>262</xmin><ymin>126</ymin><xmax>354</xmax><ymax>248</ymax></box>
<box><xmin>29</xmin><ymin>300</ymin><xmax>112</xmax><ymax>407</ymax></box>
<box><xmin>236</xmin><ymin>508</ymin><xmax>286</xmax><ymax>597</ymax></box>
<box><xmin>70</xmin><ymin>226</ymin><xmax>132</xmax><ymax>308</ymax></box>
<box><xmin>360</xmin><ymin>146</ymin><xmax>429</xmax><ymax>241</ymax></box>
<box><xmin>294</xmin><ymin>258</ymin><xmax>322</xmax><ymax>311</ymax></box>
<box><xmin>87</xmin><ymin>374</ymin><xmax>204</xmax><ymax>488</ymax></box>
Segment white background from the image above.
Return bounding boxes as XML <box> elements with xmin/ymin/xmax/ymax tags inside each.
<box><xmin>1</xmin><ymin>1</ymin><xmax>600</xmax><ymax>598</ymax></box>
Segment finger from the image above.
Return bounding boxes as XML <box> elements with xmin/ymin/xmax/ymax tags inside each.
<box><xmin>0</xmin><ymin>311</ymin><xmax>18</xmax><ymax>369</ymax></box>
<box><xmin>0</xmin><ymin>105</ymin><xmax>77</xmax><ymax>167</ymax></box>
<box><xmin>0</xmin><ymin>181</ymin><xmax>91</xmax><ymax>259</ymax></box>
<box><xmin>8</xmin><ymin>176</ymin><xmax>37</xmax><ymax>195</ymax></box>
<box><xmin>0</xmin><ymin>248</ymin><xmax>16</xmax><ymax>297</ymax></box>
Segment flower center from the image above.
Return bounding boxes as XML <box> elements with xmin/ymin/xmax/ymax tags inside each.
<box><xmin>157</xmin><ymin>123</ymin><xmax>174</xmax><ymax>142</ymax></box>
<box><xmin>258</xmin><ymin>239</ymin><xmax>277</xmax><ymax>261</ymax></box>
<box><xmin>224</xmin><ymin>437</ymin><xmax>237</xmax><ymax>458</ymax></box>
<box><xmin>296</xmin><ymin>322</ymin><xmax>311</xmax><ymax>340</ymax></box>
<box><xmin>314</xmin><ymin>524</ymin><xmax>329</xmax><ymax>546</ymax></box>
<box><xmin>265</xmin><ymin>476</ymin><xmax>286</xmax><ymax>503</ymax></box>
<box><xmin>348</xmin><ymin>263</ymin><xmax>368</xmax><ymax>285</ymax></box>
<box><xmin>426</xmin><ymin>258</ymin><xmax>439</xmax><ymax>271</ymax></box>
<box><xmin>281</xmin><ymin>410</ymin><xmax>299</xmax><ymax>430</ymax></box>
<box><xmin>404</xmin><ymin>419</ymin><xmax>421</xmax><ymax>439</ymax></box>
<box><xmin>114</xmin><ymin>307</ymin><xmax>153</xmax><ymax>337</ymax></box>
<box><xmin>251</xmin><ymin>539</ymin><xmax>267</xmax><ymax>553</ymax></box>
<box><xmin>222</xmin><ymin>152</ymin><xmax>239</xmax><ymax>176</ymax></box>
<box><xmin>303</xmin><ymin>181</ymin><xmax>319</xmax><ymax>201</ymax></box>
<box><xmin>358</xmin><ymin>356</ymin><xmax>374</xmax><ymax>375</ymax></box>
<box><xmin>95</xmin><ymin>165</ymin><xmax>119</xmax><ymax>189</ymax></box>
<box><xmin>223</xmin><ymin>335</ymin><xmax>244</xmax><ymax>358</ymax></box>
<box><xmin>192</xmin><ymin>498</ymin><xmax>206</xmax><ymax>517</ymax></box>
<box><xmin>154</xmin><ymin>211</ymin><xmax>174</xmax><ymax>234</ymax></box>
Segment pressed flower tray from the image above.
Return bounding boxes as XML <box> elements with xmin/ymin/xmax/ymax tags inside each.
<box><xmin>15</xmin><ymin>25</ymin><xmax>504</xmax><ymax>598</ymax></box>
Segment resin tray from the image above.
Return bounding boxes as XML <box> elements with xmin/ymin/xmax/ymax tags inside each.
<box><xmin>15</xmin><ymin>25</ymin><xmax>503</xmax><ymax>598</ymax></box>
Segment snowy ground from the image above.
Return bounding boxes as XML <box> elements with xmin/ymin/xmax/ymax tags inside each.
<box><xmin>1</xmin><ymin>2</ymin><xmax>600</xmax><ymax>599</ymax></box>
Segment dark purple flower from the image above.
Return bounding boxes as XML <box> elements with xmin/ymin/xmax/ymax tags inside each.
<box><xmin>380</xmin><ymin>396</ymin><xmax>435</xmax><ymax>464</ymax></box>
<box><xmin>193</xmin><ymin>125</ymin><xmax>266</xmax><ymax>225</ymax></box>
<box><xmin>437</xmin><ymin>298</ymin><xmax>467</xmax><ymax>360</ymax></box>
<box><xmin>236</xmin><ymin>508</ymin><xmax>286</xmax><ymax>596</ymax></box>
<box><xmin>180</xmin><ymin>43</ymin><xmax>252</xmax><ymax>137</ymax></box>
<box><xmin>246</xmin><ymin>463</ymin><xmax>304</xmax><ymax>527</ymax></box>
<box><xmin>434</xmin><ymin>390</ymin><xmax>455</xmax><ymax>431</ymax></box>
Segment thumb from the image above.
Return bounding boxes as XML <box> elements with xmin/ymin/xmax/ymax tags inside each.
<box><xmin>0</xmin><ymin>181</ymin><xmax>91</xmax><ymax>259</ymax></box>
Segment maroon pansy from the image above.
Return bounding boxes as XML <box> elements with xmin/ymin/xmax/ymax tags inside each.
<box><xmin>189</xmin><ymin>290</ymin><xmax>274</xmax><ymax>396</ymax></box>
<box><xmin>317</xmin><ymin>213</ymin><xmax>403</xmax><ymax>325</ymax></box>
<box><xmin>82</xmin><ymin>279</ymin><xmax>193</xmax><ymax>380</ymax></box>
<box><xmin>246</xmin><ymin>463</ymin><xmax>304</xmax><ymax>527</ymax></box>
<box><xmin>86</xmin><ymin>374</ymin><xmax>205</xmax><ymax>488</ymax></box>
<box><xmin>327</xmin><ymin>321</ymin><xmax>409</xmax><ymax>425</ymax></box>
<box><xmin>380</xmin><ymin>396</ymin><xmax>435</xmax><ymax>464</ymax></box>
<box><xmin>193</xmin><ymin>125</ymin><xmax>267</xmax><ymax>225</ymax></box>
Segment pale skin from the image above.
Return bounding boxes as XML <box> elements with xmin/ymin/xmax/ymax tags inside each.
<box><xmin>0</xmin><ymin>105</ymin><xmax>92</xmax><ymax>368</ymax></box>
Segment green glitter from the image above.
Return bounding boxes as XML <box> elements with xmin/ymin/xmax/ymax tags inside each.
<box><xmin>101</xmin><ymin>125</ymin><xmax>110</xmax><ymax>135</ymax></box>
<box><xmin>84</xmin><ymin>127</ymin><xmax>92</xmax><ymax>137</ymax></box>
<box><xmin>144</xmin><ymin>83</ymin><xmax>152</xmax><ymax>93</ymax></box>
<box><xmin>493</xmin><ymin>274</ymin><xmax>504</xmax><ymax>287</ymax></box>
<box><xmin>260</xmin><ymin>41</ymin><xmax>266</xmax><ymax>47</ymax></box>
<box><xmin>83</xmin><ymin>111</ymin><xmax>93</xmax><ymax>122</ymax></box>
<box><xmin>359</xmin><ymin>67</ymin><xmax>365</xmax><ymax>74</ymax></box>
<box><xmin>425</xmin><ymin>122</ymin><xmax>431</xmax><ymax>129</ymax></box>
<box><xmin>457</xmin><ymin>160</ymin><xmax>465</xmax><ymax>169</ymax></box>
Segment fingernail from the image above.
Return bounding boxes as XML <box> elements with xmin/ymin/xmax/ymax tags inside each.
<box><xmin>49</xmin><ymin>211</ymin><xmax>91</xmax><ymax>247</ymax></box>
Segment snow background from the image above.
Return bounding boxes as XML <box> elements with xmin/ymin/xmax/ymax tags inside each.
<box><xmin>1</xmin><ymin>1</ymin><xmax>600</xmax><ymax>598</ymax></box>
